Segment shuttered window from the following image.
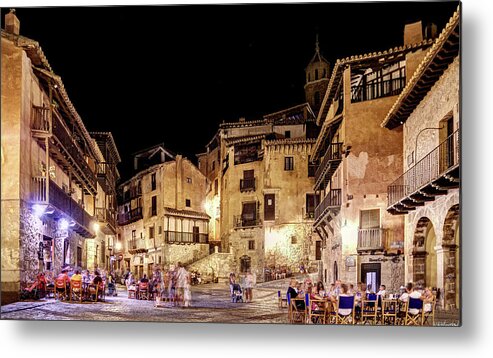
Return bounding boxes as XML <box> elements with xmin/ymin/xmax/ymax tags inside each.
<box><xmin>360</xmin><ymin>209</ymin><xmax>380</xmax><ymax>229</ymax></box>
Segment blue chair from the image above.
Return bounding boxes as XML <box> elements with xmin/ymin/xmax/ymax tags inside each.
<box><xmin>360</xmin><ymin>294</ymin><xmax>378</xmax><ymax>324</ymax></box>
<box><xmin>405</xmin><ymin>297</ymin><xmax>424</xmax><ymax>325</ymax></box>
<box><xmin>278</xmin><ymin>290</ymin><xmax>287</xmax><ymax>308</ymax></box>
<box><xmin>335</xmin><ymin>295</ymin><xmax>355</xmax><ymax>324</ymax></box>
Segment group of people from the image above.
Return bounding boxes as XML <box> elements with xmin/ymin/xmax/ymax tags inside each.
<box><xmin>124</xmin><ymin>262</ymin><xmax>193</xmax><ymax>307</ymax></box>
<box><xmin>229</xmin><ymin>271</ymin><xmax>256</xmax><ymax>303</ymax></box>
<box><xmin>287</xmin><ymin>278</ymin><xmax>436</xmax><ymax>317</ymax></box>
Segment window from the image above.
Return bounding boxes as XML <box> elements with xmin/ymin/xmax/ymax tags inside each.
<box><xmin>360</xmin><ymin>209</ymin><xmax>380</xmax><ymax>229</ymax></box>
<box><xmin>306</xmin><ymin>193</ymin><xmax>320</xmax><ymax>218</ymax></box>
<box><xmin>291</xmin><ymin>236</ymin><xmax>297</xmax><ymax>245</ymax></box>
<box><xmin>158</xmin><ymin>226</ymin><xmax>162</xmax><ymax>235</ymax></box>
<box><xmin>214</xmin><ymin>179</ymin><xmax>219</xmax><ymax>195</ymax></box>
<box><xmin>132</xmin><ymin>230</ymin><xmax>136</xmax><ymax>239</ymax></box>
<box><xmin>241</xmin><ymin>202</ymin><xmax>257</xmax><ymax>226</ymax></box>
<box><xmin>149</xmin><ymin>226</ymin><xmax>155</xmax><ymax>239</ymax></box>
<box><xmin>315</xmin><ymin>69</ymin><xmax>319</xmax><ymax>80</ymax></box>
<box><xmin>248</xmin><ymin>240</ymin><xmax>255</xmax><ymax>250</ymax></box>
<box><xmin>284</xmin><ymin>156</ymin><xmax>294</xmax><ymax>171</ymax></box>
<box><xmin>308</xmin><ymin>155</ymin><xmax>317</xmax><ymax>177</ymax></box>
<box><xmin>193</xmin><ymin>226</ymin><xmax>200</xmax><ymax>243</ymax></box>
<box><xmin>234</xmin><ymin>142</ymin><xmax>260</xmax><ymax>165</ymax></box>
<box><xmin>186</xmin><ymin>177</ymin><xmax>192</xmax><ymax>184</ymax></box>
<box><xmin>151</xmin><ymin>173</ymin><xmax>156</xmax><ymax>191</ymax></box>
<box><xmin>284</xmin><ymin>130</ymin><xmax>291</xmax><ymax>139</ymax></box>
<box><xmin>315</xmin><ymin>241</ymin><xmax>322</xmax><ymax>260</ymax></box>
<box><xmin>186</xmin><ymin>199</ymin><xmax>191</xmax><ymax>207</ymax></box>
<box><xmin>240</xmin><ymin>170</ymin><xmax>255</xmax><ymax>192</ymax></box>
<box><xmin>151</xmin><ymin>196</ymin><xmax>157</xmax><ymax>216</ymax></box>
<box><xmin>264</xmin><ymin>194</ymin><xmax>275</xmax><ymax>221</ymax></box>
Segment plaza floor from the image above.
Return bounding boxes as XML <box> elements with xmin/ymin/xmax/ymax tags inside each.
<box><xmin>0</xmin><ymin>280</ymin><xmax>460</xmax><ymax>326</ymax></box>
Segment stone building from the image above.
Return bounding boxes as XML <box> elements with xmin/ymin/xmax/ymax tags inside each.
<box><xmin>195</xmin><ymin>42</ymin><xmax>330</xmax><ymax>281</ymax></box>
<box><xmin>311</xmin><ymin>19</ymin><xmax>439</xmax><ymax>293</ymax></box>
<box><xmin>382</xmin><ymin>9</ymin><xmax>460</xmax><ymax>311</ymax></box>
<box><xmin>116</xmin><ymin>145</ymin><xmax>210</xmax><ymax>278</ymax></box>
<box><xmin>1</xmin><ymin>11</ymin><xmax>119</xmax><ymax>304</ymax></box>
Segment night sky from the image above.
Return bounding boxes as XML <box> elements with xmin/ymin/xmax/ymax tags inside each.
<box><xmin>8</xmin><ymin>2</ymin><xmax>459</xmax><ymax>180</ymax></box>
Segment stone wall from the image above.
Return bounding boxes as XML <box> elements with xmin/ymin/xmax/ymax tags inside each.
<box><xmin>186</xmin><ymin>251</ymin><xmax>235</xmax><ymax>282</ymax></box>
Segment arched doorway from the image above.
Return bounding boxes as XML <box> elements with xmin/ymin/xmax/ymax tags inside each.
<box><xmin>240</xmin><ymin>255</ymin><xmax>251</xmax><ymax>273</ymax></box>
<box><xmin>412</xmin><ymin>217</ymin><xmax>437</xmax><ymax>289</ymax></box>
<box><xmin>442</xmin><ymin>204</ymin><xmax>460</xmax><ymax>310</ymax></box>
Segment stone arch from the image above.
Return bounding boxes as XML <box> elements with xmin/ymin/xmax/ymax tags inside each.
<box><xmin>442</xmin><ymin>204</ymin><xmax>460</xmax><ymax>310</ymax></box>
<box><xmin>412</xmin><ymin>217</ymin><xmax>437</xmax><ymax>289</ymax></box>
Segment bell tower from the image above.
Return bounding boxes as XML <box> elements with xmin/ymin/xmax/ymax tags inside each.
<box><xmin>304</xmin><ymin>35</ymin><xmax>330</xmax><ymax>116</ymax></box>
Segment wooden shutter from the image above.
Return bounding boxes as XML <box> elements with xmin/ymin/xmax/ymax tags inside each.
<box><xmin>264</xmin><ymin>194</ymin><xmax>275</xmax><ymax>221</ymax></box>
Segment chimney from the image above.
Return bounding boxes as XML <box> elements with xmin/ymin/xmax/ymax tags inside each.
<box><xmin>5</xmin><ymin>9</ymin><xmax>20</xmax><ymax>35</ymax></box>
<box><xmin>403</xmin><ymin>21</ymin><xmax>423</xmax><ymax>46</ymax></box>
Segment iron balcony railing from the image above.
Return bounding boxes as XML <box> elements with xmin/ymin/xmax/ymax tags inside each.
<box><xmin>233</xmin><ymin>213</ymin><xmax>262</xmax><ymax>228</ymax></box>
<box><xmin>32</xmin><ymin>176</ymin><xmax>95</xmax><ymax>237</ymax></box>
<box><xmin>351</xmin><ymin>77</ymin><xmax>406</xmax><ymax>103</ymax></box>
<box><xmin>357</xmin><ymin>228</ymin><xmax>386</xmax><ymax>251</ymax></box>
<box><xmin>240</xmin><ymin>178</ymin><xmax>256</xmax><ymax>192</ymax></box>
<box><xmin>164</xmin><ymin>231</ymin><xmax>209</xmax><ymax>244</ymax></box>
<box><xmin>314</xmin><ymin>189</ymin><xmax>342</xmax><ymax>222</ymax></box>
<box><xmin>96</xmin><ymin>162</ymin><xmax>116</xmax><ymax>193</ymax></box>
<box><xmin>118</xmin><ymin>207</ymin><xmax>143</xmax><ymax>225</ymax></box>
<box><xmin>314</xmin><ymin>143</ymin><xmax>343</xmax><ymax>189</ymax></box>
<box><xmin>127</xmin><ymin>237</ymin><xmax>147</xmax><ymax>253</ymax></box>
<box><xmin>388</xmin><ymin>130</ymin><xmax>460</xmax><ymax>208</ymax></box>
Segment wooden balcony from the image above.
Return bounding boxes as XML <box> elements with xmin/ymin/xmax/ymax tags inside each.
<box><xmin>314</xmin><ymin>189</ymin><xmax>342</xmax><ymax>227</ymax></box>
<box><xmin>233</xmin><ymin>213</ymin><xmax>262</xmax><ymax>228</ymax></box>
<box><xmin>351</xmin><ymin>76</ymin><xmax>406</xmax><ymax>103</ymax></box>
<box><xmin>127</xmin><ymin>237</ymin><xmax>147</xmax><ymax>254</ymax></box>
<box><xmin>387</xmin><ymin>130</ymin><xmax>459</xmax><ymax>215</ymax></box>
<box><xmin>314</xmin><ymin>143</ymin><xmax>343</xmax><ymax>191</ymax></box>
<box><xmin>357</xmin><ymin>228</ymin><xmax>385</xmax><ymax>252</ymax></box>
<box><xmin>96</xmin><ymin>162</ymin><xmax>116</xmax><ymax>194</ymax></box>
<box><xmin>31</xmin><ymin>106</ymin><xmax>97</xmax><ymax>195</ymax></box>
<box><xmin>164</xmin><ymin>231</ymin><xmax>209</xmax><ymax>244</ymax></box>
<box><xmin>240</xmin><ymin>178</ymin><xmax>256</xmax><ymax>192</ymax></box>
<box><xmin>95</xmin><ymin>207</ymin><xmax>117</xmax><ymax>235</ymax></box>
<box><xmin>32</xmin><ymin>176</ymin><xmax>95</xmax><ymax>238</ymax></box>
<box><xmin>118</xmin><ymin>207</ymin><xmax>143</xmax><ymax>226</ymax></box>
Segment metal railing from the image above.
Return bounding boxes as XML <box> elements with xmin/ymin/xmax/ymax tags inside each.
<box><xmin>357</xmin><ymin>228</ymin><xmax>385</xmax><ymax>251</ymax></box>
<box><xmin>96</xmin><ymin>162</ymin><xmax>116</xmax><ymax>192</ymax></box>
<box><xmin>314</xmin><ymin>143</ymin><xmax>343</xmax><ymax>186</ymax></box>
<box><xmin>118</xmin><ymin>207</ymin><xmax>143</xmax><ymax>225</ymax></box>
<box><xmin>351</xmin><ymin>77</ymin><xmax>406</xmax><ymax>103</ymax></box>
<box><xmin>314</xmin><ymin>189</ymin><xmax>342</xmax><ymax>221</ymax></box>
<box><xmin>388</xmin><ymin>130</ymin><xmax>459</xmax><ymax>207</ymax></box>
<box><xmin>240</xmin><ymin>178</ymin><xmax>256</xmax><ymax>192</ymax></box>
<box><xmin>127</xmin><ymin>237</ymin><xmax>147</xmax><ymax>252</ymax></box>
<box><xmin>31</xmin><ymin>176</ymin><xmax>95</xmax><ymax>236</ymax></box>
<box><xmin>164</xmin><ymin>231</ymin><xmax>209</xmax><ymax>244</ymax></box>
<box><xmin>233</xmin><ymin>213</ymin><xmax>262</xmax><ymax>228</ymax></box>
<box><xmin>95</xmin><ymin>207</ymin><xmax>117</xmax><ymax>229</ymax></box>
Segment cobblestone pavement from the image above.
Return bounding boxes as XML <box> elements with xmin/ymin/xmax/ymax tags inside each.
<box><xmin>1</xmin><ymin>281</ymin><xmax>460</xmax><ymax>326</ymax></box>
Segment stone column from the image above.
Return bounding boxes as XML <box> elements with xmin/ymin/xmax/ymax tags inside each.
<box><xmin>436</xmin><ymin>244</ymin><xmax>458</xmax><ymax>311</ymax></box>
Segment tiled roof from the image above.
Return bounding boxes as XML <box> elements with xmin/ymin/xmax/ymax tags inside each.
<box><xmin>164</xmin><ymin>207</ymin><xmax>210</xmax><ymax>220</ymax></box>
<box><xmin>381</xmin><ymin>7</ymin><xmax>460</xmax><ymax>129</ymax></box>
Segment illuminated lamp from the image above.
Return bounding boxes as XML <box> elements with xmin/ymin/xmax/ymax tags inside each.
<box><xmin>115</xmin><ymin>241</ymin><xmax>122</xmax><ymax>251</ymax></box>
<box><xmin>32</xmin><ymin>204</ymin><xmax>46</xmax><ymax>217</ymax></box>
<box><xmin>93</xmin><ymin>222</ymin><xmax>100</xmax><ymax>232</ymax></box>
<box><xmin>59</xmin><ymin>218</ymin><xmax>69</xmax><ymax>230</ymax></box>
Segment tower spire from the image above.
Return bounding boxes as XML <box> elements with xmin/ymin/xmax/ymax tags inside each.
<box><xmin>315</xmin><ymin>33</ymin><xmax>320</xmax><ymax>55</ymax></box>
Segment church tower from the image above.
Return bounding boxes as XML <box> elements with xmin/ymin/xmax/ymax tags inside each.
<box><xmin>304</xmin><ymin>35</ymin><xmax>330</xmax><ymax>116</ymax></box>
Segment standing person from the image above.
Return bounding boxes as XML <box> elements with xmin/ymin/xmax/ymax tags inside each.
<box><xmin>244</xmin><ymin>270</ymin><xmax>255</xmax><ymax>303</ymax></box>
<box><xmin>183</xmin><ymin>269</ymin><xmax>192</xmax><ymax>307</ymax></box>
<box><xmin>229</xmin><ymin>272</ymin><xmax>236</xmax><ymax>296</ymax></box>
<box><xmin>175</xmin><ymin>262</ymin><xmax>188</xmax><ymax>307</ymax></box>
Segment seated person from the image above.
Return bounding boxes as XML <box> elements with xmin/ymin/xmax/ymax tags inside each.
<box><xmin>71</xmin><ymin>270</ymin><xmax>82</xmax><ymax>282</ymax></box>
<box><xmin>287</xmin><ymin>278</ymin><xmax>305</xmax><ymax>310</ymax></box>
<box><xmin>333</xmin><ymin>283</ymin><xmax>353</xmax><ymax>316</ymax></box>
<box><xmin>422</xmin><ymin>287</ymin><xmax>435</xmax><ymax>312</ymax></box>
<box><xmin>57</xmin><ymin>269</ymin><xmax>71</xmax><ymax>289</ymax></box>
<box><xmin>92</xmin><ymin>271</ymin><xmax>103</xmax><ymax>286</ymax></box>
<box><xmin>399</xmin><ymin>282</ymin><xmax>422</xmax><ymax>315</ymax></box>
<box><xmin>139</xmin><ymin>274</ymin><xmax>149</xmax><ymax>283</ymax></box>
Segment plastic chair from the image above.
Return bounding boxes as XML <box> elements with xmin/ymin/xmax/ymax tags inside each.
<box><xmin>335</xmin><ymin>295</ymin><xmax>355</xmax><ymax>324</ymax></box>
<box><xmin>405</xmin><ymin>297</ymin><xmax>424</xmax><ymax>326</ymax></box>
<box><xmin>138</xmin><ymin>282</ymin><xmax>149</xmax><ymax>300</ymax></box>
<box><xmin>70</xmin><ymin>280</ymin><xmax>83</xmax><ymax>303</ymax></box>
<box><xmin>54</xmin><ymin>278</ymin><xmax>68</xmax><ymax>301</ymax></box>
